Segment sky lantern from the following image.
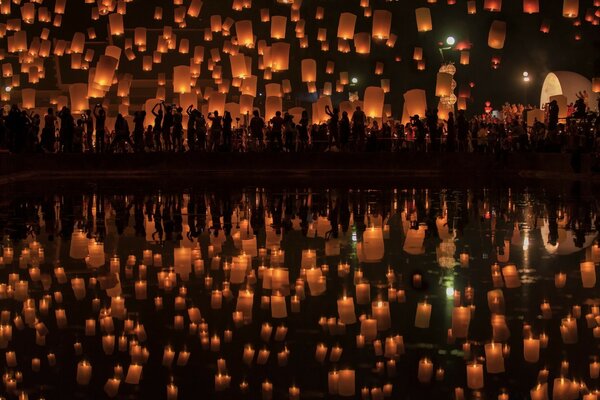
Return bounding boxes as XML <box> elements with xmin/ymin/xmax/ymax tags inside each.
<box><xmin>372</xmin><ymin>10</ymin><xmax>392</xmax><ymax>40</ymax></box>
<box><xmin>563</xmin><ymin>0</ymin><xmax>579</xmax><ymax>18</ymax></box>
<box><xmin>20</xmin><ymin>3</ymin><xmax>36</xmax><ymax>24</ymax></box>
<box><xmin>404</xmin><ymin>89</ymin><xmax>427</xmax><ymax>118</ymax></box>
<box><xmin>241</xmin><ymin>75</ymin><xmax>257</xmax><ymax>96</ymax></box>
<box><xmin>69</xmin><ymin>83</ymin><xmax>89</xmax><ymax>113</ymax></box>
<box><xmin>187</xmin><ymin>0</ymin><xmax>203</xmax><ymax>17</ymax></box>
<box><xmin>523</xmin><ymin>0</ymin><xmax>539</xmax><ymax>13</ymax></box>
<box><xmin>260</xmin><ymin>8</ymin><xmax>270</xmax><ymax>22</ymax></box>
<box><xmin>484</xmin><ymin>0</ymin><xmax>502</xmax><ymax>12</ymax></box>
<box><xmin>270</xmin><ymin>42</ymin><xmax>290</xmax><ymax>71</ymax></box>
<box><xmin>265</xmin><ymin>83</ymin><xmax>282</xmax><ymax>98</ymax></box>
<box><xmin>271</xmin><ymin>16</ymin><xmax>287</xmax><ymax>39</ymax></box>
<box><xmin>173</xmin><ymin>65</ymin><xmax>191</xmax><ymax>94</ymax></box>
<box><xmin>436</xmin><ymin>72</ymin><xmax>453</xmax><ymax>97</ymax></box>
<box><xmin>374</xmin><ymin>62</ymin><xmax>384</xmax><ymax>75</ymax></box>
<box><xmin>265</xmin><ymin>96</ymin><xmax>282</xmax><ymax>120</ymax></box>
<box><xmin>415</xmin><ymin>8</ymin><xmax>433</xmax><ymax>32</ymax></box>
<box><xmin>21</xmin><ymin>88</ymin><xmax>35</xmax><ymax>109</ymax></box>
<box><xmin>337</xmin><ymin>13</ymin><xmax>357</xmax><ymax>40</ymax></box>
<box><xmin>108</xmin><ymin>13</ymin><xmax>124</xmax><ymax>36</ymax></box>
<box><xmin>467</xmin><ymin>1</ymin><xmax>477</xmax><ymax>14</ymax></box>
<box><xmin>239</xmin><ymin>94</ymin><xmax>254</xmax><ymax>114</ymax></box>
<box><xmin>460</xmin><ymin>51</ymin><xmax>470</xmax><ymax>65</ymax></box>
<box><xmin>208</xmin><ymin>91</ymin><xmax>226</xmax><ymax>115</ymax></box>
<box><xmin>315</xmin><ymin>6</ymin><xmax>324</xmax><ymax>19</ymax></box>
<box><xmin>93</xmin><ymin>55</ymin><xmax>118</xmax><ymax>88</ymax></box>
<box><xmin>134</xmin><ymin>27</ymin><xmax>146</xmax><ymax>48</ymax></box>
<box><xmin>354</xmin><ymin>32</ymin><xmax>371</xmax><ymax>54</ymax></box>
<box><xmin>488</xmin><ymin>20</ymin><xmax>506</xmax><ymax>49</ymax></box>
<box><xmin>413</xmin><ymin>47</ymin><xmax>423</xmax><ymax>61</ymax></box>
<box><xmin>235</xmin><ymin>20</ymin><xmax>254</xmax><ymax>47</ymax></box>
<box><xmin>211</xmin><ymin>15</ymin><xmax>222</xmax><ymax>32</ymax></box>
<box><xmin>363</xmin><ymin>86</ymin><xmax>385</xmax><ymax>119</ymax></box>
<box><xmin>592</xmin><ymin>77</ymin><xmax>600</xmax><ymax>93</ymax></box>
<box><xmin>230</xmin><ymin>54</ymin><xmax>250</xmax><ymax>78</ymax></box>
<box><xmin>301</xmin><ymin>59</ymin><xmax>317</xmax><ymax>82</ymax></box>
<box><xmin>54</xmin><ymin>0</ymin><xmax>67</xmax><ymax>14</ymax></box>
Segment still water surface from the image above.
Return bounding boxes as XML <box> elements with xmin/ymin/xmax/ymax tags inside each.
<box><xmin>0</xmin><ymin>184</ymin><xmax>599</xmax><ymax>399</ymax></box>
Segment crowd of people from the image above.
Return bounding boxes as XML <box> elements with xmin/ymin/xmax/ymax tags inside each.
<box><xmin>0</xmin><ymin>95</ymin><xmax>599</xmax><ymax>155</ymax></box>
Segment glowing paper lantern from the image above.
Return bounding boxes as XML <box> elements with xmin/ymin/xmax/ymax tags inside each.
<box><xmin>592</xmin><ymin>77</ymin><xmax>600</xmax><ymax>93</ymax></box>
<box><xmin>208</xmin><ymin>92</ymin><xmax>226</xmax><ymax>116</ymax></box>
<box><xmin>467</xmin><ymin>1</ymin><xmax>477</xmax><ymax>13</ymax></box>
<box><xmin>484</xmin><ymin>0</ymin><xmax>502</xmax><ymax>11</ymax></box>
<box><xmin>523</xmin><ymin>0</ymin><xmax>539</xmax><ymax>13</ymax></box>
<box><xmin>235</xmin><ymin>20</ymin><xmax>254</xmax><ymax>47</ymax></box>
<box><xmin>211</xmin><ymin>15</ymin><xmax>222</xmax><ymax>32</ymax></box>
<box><xmin>460</xmin><ymin>51</ymin><xmax>470</xmax><ymax>65</ymax></box>
<box><xmin>563</xmin><ymin>0</ymin><xmax>579</xmax><ymax>17</ymax></box>
<box><xmin>436</xmin><ymin>73</ymin><xmax>453</xmax><ymax>97</ymax></box>
<box><xmin>354</xmin><ymin>33</ymin><xmax>371</xmax><ymax>54</ymax></box>
<box><xmin>337</xmin><ymin>13</ymin><xmax>357</xmax><ymax>39</ymax></box>
<box><xmin>173</xmin><ymin>65</ymin><xmax>191</xmax><ymax>94</ymax></box>
<box><xmin>239</xmin><ymin>94</ymin><xmax>254</xmax><ymax>114</ymax></box>
<box><xmin>265</xmin><ymin>96</ymin><xmax>282</xmax><ymax>120</ymax></box>
<box><xmin>93</xmin><ymin>55</ymin><xmax>118</xmax><ymax>89</ymax></box>
<box><xmin>271</xmin><ymin>16</ymin><xmax>287</xmax><ymax>39</ymax></box>
<box><xmin>188</xmin><ymin>0</ymin><xmax>203</xmax><ymax>17</ymax></box>
<box><xmin>488</xmin><ymin>20</ymin><xmax>506</xmax><ymax>49</ymax></box>
<box><xmin>108</xmin><ymin>13</ymin><xmax>124</xmax><ymax>36</ymax></box>
<box><xmin>372</xmin><ymin>10</ymin><xmax>392</xmax><ymax>39</ymax></box>
<box><xmin>271</xmin><ymin>42</ymin><xmax>290</xmax><ymax>71</ymax></box>
<box><xmin>21</xmin><ymin>88</ymin><xmax>35</xmax><ymax>109</ymax></box>
<box><xmin>415</xmin><ymin>8</ymin><xmax>433</xmax><ymax>32</ymax></box>
<box><xmin>301</xmin><ymin>59</ymin><xmax>317</xmax><ymax>82</ymax></box>
<box><xmin>403</xmin><ymin>89</ymin><xmax>427</xmax><ymax>119</ymax></box>
<box><xmin>230</xmin><ymin>54</ymin><xmax>250</xmax><ymax>78</ymax></box>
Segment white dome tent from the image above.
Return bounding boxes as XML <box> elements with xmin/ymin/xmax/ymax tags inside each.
<box><xmin>539</xmin><ymin>71</ymin><xmax>592</xmax><ymax>108</ymax></box>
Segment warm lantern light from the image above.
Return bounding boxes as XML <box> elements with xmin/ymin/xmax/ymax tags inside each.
<box><xmin>372</xmin><ymin>10</ymin><xmax>392</xmax><ymax>40</ymax></box>
<box><xmin>337</xmin><ymin>13</ymin><xmax>357</xmax><ymax>39</ymax></box>
<box><xmin>488</xmin><ymin>20</ymin><xmax>507</xmax><ymax>49</ymax></box>
<box><xmin>415</xmin><ymin>8</ymin><xmax>433</xmax><ymax>32</ymax></box>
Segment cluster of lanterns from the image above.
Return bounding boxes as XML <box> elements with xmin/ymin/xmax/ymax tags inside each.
<box><xmin>0</xmin><ymin>0</ymin><xmax>597</xmax><ymax>123</ymax></box>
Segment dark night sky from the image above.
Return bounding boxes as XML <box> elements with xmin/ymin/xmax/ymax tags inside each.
<box><xmin>4</xmin><ymin>0</ymin><xmax>600</xmax><ymax>116</ymax></box>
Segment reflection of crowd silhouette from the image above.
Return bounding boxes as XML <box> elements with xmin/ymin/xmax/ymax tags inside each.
<box><xmin>2</xmin><ymin>188</ymin><xmax>598</xmax><ymax>255</ymax></box>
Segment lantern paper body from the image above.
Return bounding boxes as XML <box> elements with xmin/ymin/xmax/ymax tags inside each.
<box><xmin>208</xmin><ymin>92</ymin><xmax>226</xmax><ymax>116</ymax></box>
<box><xmin>301</xmin><ymin>59</ymin><xmax>317</xmax><ymax>83</ymax></box>
<box><xmin>523</xmin><ymin>0</ymin><xmax>540</xmax><ymax>13</ymax></box>
<box><xmin>265</xmin><ymin>96</ymin><xmax>282</xmax><ymax>121</ymax></box>
<box><xmin>372</xmin><ymin>10</ymin><xmax>392</xmax><ymax>39</ymax></box>
<box><xmin>415</xmin><ymin>8</ymin><xmax>433</xmax><ymax>32</ymax></box>
<box><xmin>363</xmin><ymin>88</ymin><xmax>385</xmax><ymax>120</ymax></box>
<box><xmin>337</xmin><ymin>13</ymin><xmax>357</xmax><ymax>39</ymax></box>
<box><xmin>173</xmin><ymin>65</ymin><xmax>191</xmax><ymax>94</ymax></box>
<box><xmin>21</xmin><ymin>88</ymin><xmax>35</xmax><ymax>109</ymax></box>
<box><xmin>403</xmin><ymin>89</ymin><xmax>427</xmax><ymax>122</ymax></box>
<box><xmin>436</xmin><ymin>73</ymin><xmax>453</xmax><ymax>97</ymax></box>
<box><xmin>563</xmin><ymin>0</ymin><xmax>579</xmax><ymax>17</ymax></box>
<box><xmin>488</xmin><ymin>20</ymin><xmax>507</xmax><ymax>49</ymax></box>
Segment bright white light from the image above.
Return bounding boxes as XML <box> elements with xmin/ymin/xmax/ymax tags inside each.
<box><xmin>522</xmin><ymin>71</ymin><xmax>529</xmax><ymax>77</ymax></box>
<box><xmin>4</xmin><ymin>86</ymin><xmax>11</xmax><ymax>92</ymax></box>
<box><xmin>446</xmin><ymin>36</ymin><xmax>455</xmax><ymax>46</ymax></box>
<box><xmin>351</xmin><ymin>77</ymin><xmax>358</xmax><ymax>84</ymax></box>
<box><xmin>446</xmin><ymin>287</ymin><xmax>454</xmax><ymax>298</ymax></box>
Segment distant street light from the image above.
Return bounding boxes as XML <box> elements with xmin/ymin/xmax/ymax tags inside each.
<box><xmin>446</xmin><ymin>36</ymin><xmax>456</xmax><ymax>46</ymax></box>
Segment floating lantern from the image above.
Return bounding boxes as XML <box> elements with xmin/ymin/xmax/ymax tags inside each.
<box><xmin>563</xmin><ymin>0</ymin><xmax>579</xmax><ymax>18</ymax></box>
<box><xmin>354</xmin><ymin>32</ymin><xmax>371</xmax><ymax>54</ymax></box>
<box><xmin>484</xmin><ymin>0</ymin><xmax>502</xmax><ymax>11</ymax></box>
<box><xmin>235</xmin><ymin>20</ymin><xmax>254</xmax><ymax>47</ymax></box>
<box><xmin>372</xmin><ymin>10</ymin><xmax>392</xmax><ymax>39</ymax></box>
<box><xmin>21</xmin><ymin>88</ymin><xmax>35</xmax><ymax>109</ymax></box>
<box><xmin>337</xmin><ymin>13</ymin><xmax>357</xmax><ymax>39</ymax></box>
<box><xmin>271</xmin><ymin>16</ymin><xmax>287</xmax><ymax>39</ymax></box>
<box><xmin>436</xmin><ymin>72</ymin><xmax>453</xmax><ymax>97</ymax></box>
<box><xmin>523</xmin><ymin>0</ymin><xmax>540</xmax><ymax>13</ymax></box>
<box><xmin>301</xmin><ymin>59</ymin><xmax>317</xmax><ymax>82</ymax></box>
<box><xmin>488</xmin><ymin>20</ymin><xmax>507</xmax><ymax>49</ymax></box>
<box><xmin>415</xmin><ymin>8</ymin><xmax>433</xmax><ymax>32</ymax></box>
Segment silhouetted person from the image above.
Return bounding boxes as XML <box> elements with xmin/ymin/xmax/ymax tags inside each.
<box><xmin>250</xmin><ymin>110</ymin><xmax>265</xmax><ymax>151</ymax></box>
<box><xmin>41</xmin><ymin>107</ymin><xmax>57</xmax><ymax>153</ymax></box>
<box><xmin>58</xmin><ymin>106</ymin><xmax>74</xmax><ymax>153</ymax></box>
<box><xmin>152</xmin><ymin>102</ymin><xmax>163</xmax><ymax>151</ymax></box>
<box><xmin>93</xmin><ymin>104</ymin><xmax>106</xmax><ymax>153</ymax></box>
<box><xmin>223</xmin><ymin>111</ymin><xmax>233</xmax><ymax>151</ymax></box>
